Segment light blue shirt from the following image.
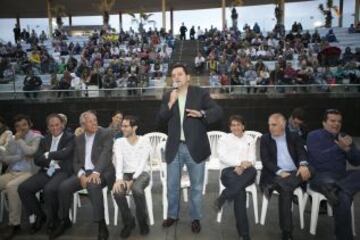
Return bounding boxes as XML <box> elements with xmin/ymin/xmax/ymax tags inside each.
<box><xmin>272</xmin><ymin>133</ymin><xmax>297</xmax><ymax>173</ymax></box>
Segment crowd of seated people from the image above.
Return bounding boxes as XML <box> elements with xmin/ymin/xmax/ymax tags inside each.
<box><xmin>0</xmin><ymin>26</ymin><xmax>175</xmax><ymax>96</ymax></box>
<box><xmin>348</xmin><ymin>23</ymin><xmax>360</xmax><ymax>34</ymax></box>
<box><xmin>192</xmin><ymin>22</ymin><xmax>360</xmax><ymax>92</ymax></box>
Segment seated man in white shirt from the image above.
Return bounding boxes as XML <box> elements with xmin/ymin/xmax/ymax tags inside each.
<box><xmin>112</xmin><ymin>115</ymin><xmax>151</xmax><ymax>239</ymax></box>
<box><xmin>214</xmin><ymin>115</ymin><xmax>257</xmax><ymax>240</ymax></box>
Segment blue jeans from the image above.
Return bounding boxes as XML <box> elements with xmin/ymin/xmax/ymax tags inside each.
<box><xmin>167</xmin><ymin>143</ymin><xmax>205</xmax><ymax>220</ymax></box>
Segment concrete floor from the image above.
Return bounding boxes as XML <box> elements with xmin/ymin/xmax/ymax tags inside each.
<box><xmin>1</xmin><ymin>169</ymin><xmax>359</xmax><ymax>240</ymax></box>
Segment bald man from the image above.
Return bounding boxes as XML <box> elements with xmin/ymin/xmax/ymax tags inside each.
<box><xmin>260</xmin><ymin>113</ymin><xmax>312</xmax><ymax>240</ymax></box>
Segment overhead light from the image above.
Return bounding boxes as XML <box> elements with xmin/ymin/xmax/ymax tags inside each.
<box><xmin>313</xmin><ymin>21</ymin><xmax>322</xmax><ymax>28</ymax></box>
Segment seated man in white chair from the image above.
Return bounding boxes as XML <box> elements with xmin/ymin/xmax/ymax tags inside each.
<box><xmin>260</xmin><ymin>113</ymin><xmax>312</xmax><ymax>240</ymax></box>
<box><xmin>112</xmin><ymin>115</ymin><xmax>151</xmax><ymax>239</ymax></box>
<box><xmin>214</xmin><ymin>115</ymin><xmax>257</xmax><ymax>240</ymax></box>
<box><xmin>307</xmin><ymin>109</ymin><xmax>360</xmax><ymax>240</ymax></box>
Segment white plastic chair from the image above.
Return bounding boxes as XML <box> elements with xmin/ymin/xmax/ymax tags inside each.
<box><xmin>244</xmin><ymin>131</ymin><xmax>263</xmax><ymax>184</ymax></box>
<box><xmin>111</xmin><ymin>155</ymin><xmax>155</xmax><ymax>226</ymax></box>
<box><xmin>72</xmin><ymin>186</ymin><xmax>110</xmax><ymax>225</ymax></box>
<box><xmin>304</xmin><ymin>185</ymin><xmax>356</xmax><ymax>236</ymax></box>
<box><xmin>216</xmin><ymin>180</ymin><xmax>259</xmax><ymax>224</ymax></box>
<box><xmin>260</xmin><ymin>187</ymin><xmax>306</xmax><ymax>229</ymax></box>
<box><xmin>204</xmin><ymin>131</ymin><xmax>227</xmax><ymax>195</ymax></box>
<box><xmin>143</xmin><ymin>132</ymin><xmax>168</xmax><ymax>171</ymax></box>
<box><xmin>157</xmin><ymin>141</ymin><xmax>191</xmax><ymax>220</ymax></box>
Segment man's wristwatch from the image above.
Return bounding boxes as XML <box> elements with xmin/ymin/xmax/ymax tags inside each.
<box><xmin>200</xmin><ymin>110</ymin><xmax>206</xmax><ymax>118</ymax></box>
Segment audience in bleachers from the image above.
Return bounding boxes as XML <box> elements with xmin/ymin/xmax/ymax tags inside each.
<box><xmin>191</xmin><ymin>23</ymin><xmax>360</xmax><ymax>92</ymax></box>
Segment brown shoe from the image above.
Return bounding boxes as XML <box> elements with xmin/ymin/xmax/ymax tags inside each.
<box><xmin>162</xmin><ymin>218</ymin><xmax>178</xmax><ymax>228</ymax></box>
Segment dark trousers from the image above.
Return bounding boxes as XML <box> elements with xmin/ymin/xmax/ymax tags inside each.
<box><xmin>113</xmin><ymin>172</ymin><xmax>150</xmax><ymax>226</ymax></box>
<box><xmin>220</xmin><ymin>166</ymin><xmax>256</xmax><ymax>237</ymax></box>
<box><xmin>310</xmin><ymin>170</ymin><xmax>360</xmax><ymax>240</ymax></box>
<box><xmin>265</xmin><ymin>171</ymin><xmax>302</xmax><ymax>233</ymax></box>
<box><xmin>18</xmin><ymin>170</ymin><xmax>69</xmax><ymax>224</ymax></box>
<box><xmin>57</xmin><ymin>169</ymin><xmax>115</xmax><ymax>222</ymax></box>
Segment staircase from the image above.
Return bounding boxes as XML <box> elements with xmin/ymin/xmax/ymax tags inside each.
<box><xmin>315</xmin><ymin>27</ymin><xmax>360</xmax><ymax>50</ymax></box>
<box><xmin>170</xmin><ymin>40</ymin><xmax>199</xmax><ymax>74</ymax></box>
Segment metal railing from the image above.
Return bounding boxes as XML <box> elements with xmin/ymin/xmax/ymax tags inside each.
<box><xmin>0</xmin><ymin>84</ymin><xmax>359</xmax><ymax>101</ymax></box>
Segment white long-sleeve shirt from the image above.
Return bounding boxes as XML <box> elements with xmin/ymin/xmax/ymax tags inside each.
<box><xmin>218</xmin><ymin>133</ymin><xmax>256</xmax><ymax>169</ymax></box>
<box><xmin>113</xmin><ymin>136</ymin><xmax>151</xmax><ymax>180</ymax></box>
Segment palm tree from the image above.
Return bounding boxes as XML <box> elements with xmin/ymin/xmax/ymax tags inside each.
<box><xmin>50</xmin><ymin>4</ymin><xmax>66</xmax><ymax>29</ymax></box>
<box><xmin>97</xmin><ymin>0</ymin><xmax>116</xmax><ymax>28</ymax></box>
<box><xmin>128</xmin><ymin>10</ymin><xmax>156</xmax><ymax>32</ymax></box>
<box><xmin>319</xmin><ymin>0</ymin><xmax>340</xmax><ymax>28</ymax></box>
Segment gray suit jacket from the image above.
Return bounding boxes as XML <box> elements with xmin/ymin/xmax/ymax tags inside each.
<box><xmin>73</xmin><ymin>127</ymin><xmax>114</xmax><ymax>175</ymax></box>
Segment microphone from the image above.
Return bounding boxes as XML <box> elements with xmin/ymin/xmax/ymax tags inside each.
<box><xmin>172</xmin><ymin>82</ymin><xmax>178</xmax><ymax>90</ymax></box>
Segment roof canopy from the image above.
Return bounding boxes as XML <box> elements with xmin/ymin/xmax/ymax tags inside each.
<box><xmin>1</xmin><ymin>0</ymin><xmax>312</xmax><ymax>18</ymax></box>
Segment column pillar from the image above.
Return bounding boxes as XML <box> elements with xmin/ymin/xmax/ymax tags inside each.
<box><xmin>162</xmin><ymin>0</ymin><xmax>166</xmax><ymax>31</ymax></box>
<box><xmin>221</xmin><ymin>0</ymin><xmax>226</xmax><ymax>30</ymax></box>
<box><xmin>119</xmin><ymin>11</ymin><xmax>123</xmax><ymax>31</ymax></box>
<box><xmin>279</xmin><ymin>0</ymin><xmax>285</xmax><ymax>25</ymax></box>
<box><xmin>338</xmin><ymin>0</ymin><xmax>343</xmax><ymax>27</ymax></box>
<box><xmin>356</xmin><ymin>0</ymin><xmax>360</xmax><ymax>25</ymax></box>
<box><xmin>16</xmin><ymin>16</ymin><xmax>20</xmax><ymax>29</ymax></box>
<box><xmin>170</xmin><ymin>7</ymin><xmax>174</xmax><ymax>34</ymax></box>
<box><xmin>46</xmin><ymin>0</ymin><xmax>53</xmax><ymax>38</ymax></box>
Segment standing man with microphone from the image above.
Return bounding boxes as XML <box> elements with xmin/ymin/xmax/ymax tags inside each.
<box><xmin>158</xmin><ymin>63</ymin><xmax>223</xmax><ymax>233</ymax></box>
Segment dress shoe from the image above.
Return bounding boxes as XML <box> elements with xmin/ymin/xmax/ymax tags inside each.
<box><xmin>242</xmin><ymin>235</ymin><xmax>251</xmax><ymax>240</ymax></box>
<box><xmin>2</xmin><ymin>225</ymin><xmax>21</xmax><ymax>240</ymax></box>
<box><xmin>30</xmin><ymin>215</ymin><xmax>46</xmax><ymax>234</ymax></box>
<box><xmin>47</xmin><ymin>221</ymin><xmax>56</xmax><ymax>235</ymax></box>
<box><xmin>213</xmin><ymin>195</ymin><xmax>226</xmax><ymax>213</ymax></box>
<box><xmin>162</xmin><ymin>218</ymin><xmax>178</xmax><ymax>228</ymax></box>
<box><xmin>49</xmin><ymin>218</ymin><xmax>72</xmax><ymax>240</ymax></box>
<box><xmin>191</xmin><ymin>219</ymin><xmax>201</xmax><ymax>233</ymax></box>
<box><xmin>98</xmin><ymin>219</ymin><xmax>109</xmax><ymax>240</ymax></box>
<box><xmin>120</xmin><ymin>218</ymin><xmax>136</xmax><ymax>239</ymax></box>
<box><xmin>139</xmin><ymin>219</ymin><xmax>150</xmax><ymax>235</ymax></box>
<box><xmin>282</xmin><ymin>231</ymin><xmax>294</xmax><ymax>240</ymax></box>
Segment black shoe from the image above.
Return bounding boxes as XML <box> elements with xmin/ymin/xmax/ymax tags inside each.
<box><xmin>213</xmin><ymin>196</ymin><xmax>226</xmax><ymax>213</ymax></box>
<box><xmin>162</xmin><ymin>218</ymin><xmax>178</xmax><ymax>228</ymax></box>
<box><xmin>31</xmin><ymin>215</ymin><xmax>46</xmax><ymax>234</ymax></box>
<box><xmin>120</xmin><ymin>218</ymin><xmax>136</xmax><ymax>239</ymax></box>
<box><xmin>47</xmin><ymin>221</ymin><xmax>56</xmax><ymax>235</ymax></box>
<box><xmin>49</xmin><ymin>218</ymin><xmax>72</xmax><ymax>240</ymax></box>
<box><xmin>191</xmin><ymin>220</ymin><xmax>201</xmax><ymax>233</ymax></box>
<box><xmin>98</xmin><ymin>219</ymin><xmax>109</xmax><ymax>240</ymax></box>
<box><xmin>242</xmin><ymin>235</ymin><xmax>251</xmax><ymax>240</ymax></box>
<box><xmin>282</xmin><ymin>231</ymin><xmax>294</xmax><ymax>240</ymax></box>
<box><xmin>139</xmin><ymin>219</ymin><xmax>150</xmax><ymax>236</ymax></box>
<box><xmin>2</xmin><ymin>225</ymin><xmax>21</xmax><ymax>240</ymax></box>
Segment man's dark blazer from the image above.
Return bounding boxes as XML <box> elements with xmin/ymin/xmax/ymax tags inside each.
<box><xmin>158</xmin><ymin>85</ymin><xmax>223</xmax><ymax>163</ymax></box>
<box><xmin>259</xmin><ymin>131</ymin><xmax>308</xmax><ymax>189</ymax></box>
<box><xmin>34</xmin><ymin>130</ymin><xmax>75</xmax><ymax>174</ymax></box>
<box><xmin>73</xmin><ymin>127</ymin><xmax>114</xmax><ymax>176</ymax></box>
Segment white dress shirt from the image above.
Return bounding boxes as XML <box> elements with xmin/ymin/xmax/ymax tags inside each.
<box><xmin>84</xmin><ymin>132</ymin><xmax>96</xmax><ymax>171</ymax></box>
<box><xmin>218</xmin><ymin>133</ymin><xmax>256</xmax><ymax>169</ymax></box>
<box><xmin>113</xmin><ymin>136</ymin><xmax>151</xmax><ymax>181</ymax></box>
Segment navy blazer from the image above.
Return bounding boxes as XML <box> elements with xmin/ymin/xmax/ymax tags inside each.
<box><xmin>158</xmin><ymin>85</ymin><xmax>223</xmax><ymax>163</ymax></box>
<box><xmin>259</xmin><ymin>131</ymin><xmax>307</xmax><ymax>188</ymax></box>
<box><xmin>34</xmin><ymin>130</ymin><xmax>75</xmax><ymax>174</ymax></box>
